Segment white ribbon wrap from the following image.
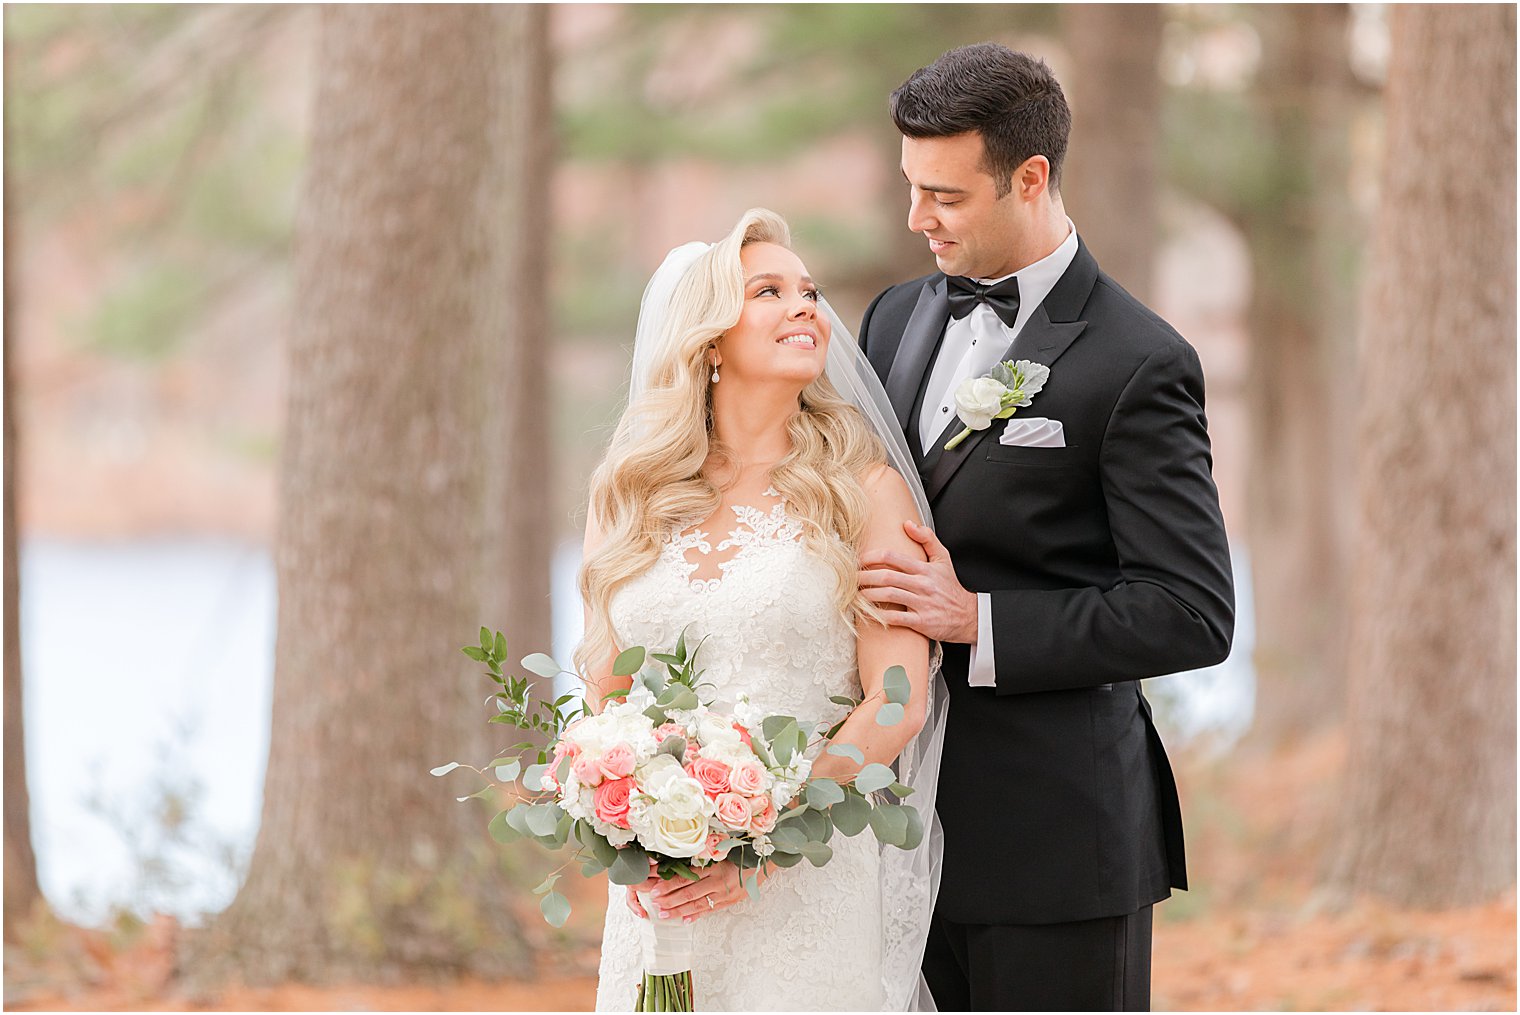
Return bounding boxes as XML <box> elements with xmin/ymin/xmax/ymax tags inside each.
<box><xmin>636</xmin><ymin>891</ymin><xmax>697</xmax><ymax>976</ymax></box>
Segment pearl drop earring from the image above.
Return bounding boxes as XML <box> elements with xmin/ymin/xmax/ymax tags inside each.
<box><xmin>711</xmin><ymin>364</ymin><xmax>720</xmax><ymax>383</ymax></box>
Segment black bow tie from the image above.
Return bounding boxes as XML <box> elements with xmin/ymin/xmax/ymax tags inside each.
<box><xmin>946</xmin><ymin>274</ymin><xmax>1021</xmax><ymax>329</ymax></box>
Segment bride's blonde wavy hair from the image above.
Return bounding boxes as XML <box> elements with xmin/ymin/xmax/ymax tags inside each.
<box><xmin>575</xmin><ymin>208</ymin><xmax>889</xmax><ymax>679</ymax></box>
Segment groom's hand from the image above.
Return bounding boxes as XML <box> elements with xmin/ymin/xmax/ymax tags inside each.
<box><xmin>858</xmin><ymin>521</ymin><xmax>978</xmax><ymax>644</ymax></box>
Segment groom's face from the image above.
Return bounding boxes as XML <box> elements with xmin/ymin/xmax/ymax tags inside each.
<box><xmin>901</xmin><ymin>132</ymin><xmax>1025</xmax><ymax>280</ymax></box>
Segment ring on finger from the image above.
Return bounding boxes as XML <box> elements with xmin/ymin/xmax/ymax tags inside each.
<box><xmin>706</xmin><ymin>895</ymin><xmax>715</xmax><ymax>909</ymax></box>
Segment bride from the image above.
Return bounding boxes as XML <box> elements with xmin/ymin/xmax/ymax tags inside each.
<box><xmin>576</xmin><ymin>208</ymin><xmax>947</xmax><ymax>1011</ymax></box>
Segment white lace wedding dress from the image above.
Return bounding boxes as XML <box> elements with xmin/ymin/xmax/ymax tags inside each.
<box><xmin>594</xmin><ymin>487</ymin><xmax>886</xmax><ymax>1012</ymax></box>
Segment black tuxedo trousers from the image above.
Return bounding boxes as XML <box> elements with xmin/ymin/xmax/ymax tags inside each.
<box><xmin>860</xmin><ymin>241</ymin><xmax>1234</xmax><ymax>1009</ymax></box>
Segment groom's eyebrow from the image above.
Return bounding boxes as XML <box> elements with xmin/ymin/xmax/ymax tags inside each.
<box><xmin>900</xmin><ymin>167</ymin><xmax>967</xmax><ymax>195</ymax></box>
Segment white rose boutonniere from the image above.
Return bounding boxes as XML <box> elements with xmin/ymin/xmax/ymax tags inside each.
<box><xmin>945</xmin><ymin>359</ymin><xmax>1051</xmax><ymax>450</ymax></box>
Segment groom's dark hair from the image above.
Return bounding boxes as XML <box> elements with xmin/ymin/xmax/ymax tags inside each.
<box><xmin>890</xmin><ymin>43</ymin><xmax>1070</xmax><ymax>198</ymax></box>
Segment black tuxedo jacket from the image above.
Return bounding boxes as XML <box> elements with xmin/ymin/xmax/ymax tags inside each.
<box><xmin>860</xmin><ymin>240</ymin><xmax>1234</xmax><ymax>925</ymax></box>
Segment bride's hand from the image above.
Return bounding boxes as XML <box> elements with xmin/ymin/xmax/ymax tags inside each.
<box><xmin>649</xmin><ymin>859</ymin><xmax>759</xmax><ymax>923</ymax></box>
<box><xmin>624</xmin><ymin>859</ymin><xmax>663</xmax><ymax>919</ymax></box>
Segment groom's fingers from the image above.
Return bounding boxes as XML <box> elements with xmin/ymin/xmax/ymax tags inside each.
<box><xmin>904</xmin><ymin>520</ymin><xmax>951</xmax><ymax>563</ymax></box>
<box><xmin>858</xmin><ymin>548</ymin><xmax>929</xmax><ymax>574</ymax></box>
<box><xmin>857</xmin><ymin>568</ymin><xmax>928</xmax><ymax>592</ymax></box>
<box><xmin>862</xmin><ymin>584</ymin><xmax>915</xmax><ymax>608</ymax></box>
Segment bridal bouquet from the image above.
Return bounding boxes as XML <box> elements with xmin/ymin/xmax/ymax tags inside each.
<box><xmin>434</xmin><ymin>627</ymin><xmax>923</xmax><ymax>1012</ymax></box>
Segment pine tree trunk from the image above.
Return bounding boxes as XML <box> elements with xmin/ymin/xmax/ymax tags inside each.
<box><xmin>186</xmin><ymin>5</ymin><xmax>550</xmax><ymax>984</ymax></box>
<box><xmin>1240</xmin><ymin>4</ymin><xmax>1360</xmax><ymax>746</ymax></box>
<box><xmin>1332</xmin><ymin>3</ymin><xmax>1516</xmax><ymax>907</ymax></box>
<box><xmin>3</xmin><ymin>156</ymin><xmax>45</xmax><ymax>942</ymax></box>
<box><xmin>1062</xmin><ymin>3</ymin><xmax>1163</xmax><ymax>303</ymax></box>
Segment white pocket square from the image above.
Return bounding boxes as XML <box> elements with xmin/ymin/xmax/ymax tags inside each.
<box><xmin>999</xmin><ymin>417</ymin><xmax>1066</xmax><ymax>448</ymax></box>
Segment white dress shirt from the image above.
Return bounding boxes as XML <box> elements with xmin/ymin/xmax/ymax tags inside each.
<box><xmin>917</xmin><ymin>221</ymin><xmax>1080</xmax><ymax>687</ymax></box>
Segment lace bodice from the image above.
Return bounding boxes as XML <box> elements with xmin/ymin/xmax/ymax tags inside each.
<box><xmin>607</xmin><ymin>488</ymin><xmax>861</xmax><ymax>721</ymax></box>
<box><xmin>596</xmin><ymin>489</ymin><xmax>885</xmax><ymax>1011</ymax></box>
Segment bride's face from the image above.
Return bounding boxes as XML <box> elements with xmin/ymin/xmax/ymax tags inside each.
<box><xmin>716</xmin><ymin>242</ymin><xmax>831</xmax><ymax>390</ymax></box>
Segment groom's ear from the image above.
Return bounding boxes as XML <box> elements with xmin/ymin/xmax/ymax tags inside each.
<box><xmin>1012</xmin><ymin>155</ymin><xmax>1052</xmax><ymax>201</ymax></box>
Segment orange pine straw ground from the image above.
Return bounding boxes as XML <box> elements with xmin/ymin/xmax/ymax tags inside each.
<box><xmin>6</xmin><ymin>727</ymin><xmax>1515</xmax><ymax>1012</ymax></box>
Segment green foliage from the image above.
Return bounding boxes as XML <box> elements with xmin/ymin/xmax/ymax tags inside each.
<box><xmin>75</xmin><ymin>259</ymin><xmax>203</xmax><ymax>360</ymax></box>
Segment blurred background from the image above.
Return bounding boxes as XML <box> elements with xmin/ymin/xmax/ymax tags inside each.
<box><xmin>2</xmin><ymin>3</ymin><xmax>1514</xmax><ymax>1011</ymax></box>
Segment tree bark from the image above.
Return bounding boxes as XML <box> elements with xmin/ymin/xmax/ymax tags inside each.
<box><xmin>1331</xmin><ymin>3</ymin><xmax>1516</xmax><ymax>907</ymax></box>
<box><xmin>3</xmin><ymin>140</ymin><xmax>45</xmax><ymax>942</ymax></box>
<box><xmin>1062</xmin><ymin>3</ymin><xmax>1163</xmax><ymax>303</ymax></box>
<box><xmin>1238</xmin><ymin>4</ymin><xmax>1361</xmax><ymax>745</ymax></box>
<box><xmin>187</xmin><ymin>5</ymin><xmax>551</xmax><ymax>984</ymax></box>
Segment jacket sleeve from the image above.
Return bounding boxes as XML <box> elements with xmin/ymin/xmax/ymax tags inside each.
<box><xmin>987</xmin><ymin>340</ymin><xmax>1235</xmax><ymax>694</ymax></box>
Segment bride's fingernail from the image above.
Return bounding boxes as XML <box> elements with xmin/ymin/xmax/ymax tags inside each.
<box><xmin>658</xmin><ymin>910</ymin><xmax>670</xmax><ymax>919</ymax></box>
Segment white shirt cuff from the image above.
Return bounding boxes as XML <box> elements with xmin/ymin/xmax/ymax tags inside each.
<box><xmin>967</xmin><ymin>592</ymin><xmax>998</xmax><ymax>687</ymax></box>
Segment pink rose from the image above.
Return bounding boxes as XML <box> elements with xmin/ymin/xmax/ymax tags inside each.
<box><xmin>714</xmin><ymin>793</ymin><xmax>752</xmax><ymax>831</ymax></box>
<box><xmin>732</xmin><ymin>722</ymin><xmax>754</xmax><ymax>748</ymax></box>
<box><xmin>593</xmin><ymin>777</ymin><xmax>634</xmax><ymax>829</ymax></box>
<box><xmin>653</xmin><ymin>723</ymin><xmax>687</xmax><ymax>743</ymax></box>
<box><xmin>599</xmin><ymin>742</ymin><xmax>636</xmax><ymax>780</ymax></box>
<box><xmin>572</xmin><ymin>753</ymin><xmax>603</xmax><ymax>788</ymax></box>
<box><xmin>750</xmin><ymin>796</ymin><xmax>778</xmax><ymax>834</ymax></box>
<box><xmin>703</xmin><ymin>832</ymin><xmax>725</xmax><ymax>861</ymax></box>
<box><xmin>686</xmin><ymin>756</ymin><xmax>732</xmax><ymax>798</ymax></box>
<box><xmin>729</xmin><ymin>760</ymin><xmax>766</xmax><ymax>796</ymax></box>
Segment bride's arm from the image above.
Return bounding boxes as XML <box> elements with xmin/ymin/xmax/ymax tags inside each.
<box><xmin>580</xmin><ymin>507</ymin><xmax>633</xmax><ymax>714</ymax></box>
<box><xmin>810</xmin><ymin>465</ymin><xmax>931</xmax><ymax>782</ymax></box>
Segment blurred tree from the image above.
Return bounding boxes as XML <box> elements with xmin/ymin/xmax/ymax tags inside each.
<box><xmin>556</xmin><ymin>5</ymin><xmax>1061</xmax><ymax>321</ymax></box>
<box><xmin>1061</xmin><ymin>4</ymin><xmax>1163</xmax><ymax>302</ymax></box>
<box><xmin>1168</xmin><ymin>5</ymin><xmax>1367</xmax><ymax>745</ymax></box>
<box><xmin>1332</xmin><ymin>3</ymin><xmax>1515</xmax><ymax>906</ymax></box>
<box><xmin>3</xmin><ymin>110</ymin><xmax>45</xmax><ymax>941</ymax></box>
<box><xmin>185</xmin><ymin>6</ymin><xmax>549</xmax><ymax>984</ymax></box>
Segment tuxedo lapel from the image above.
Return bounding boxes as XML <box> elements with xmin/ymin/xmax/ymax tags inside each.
<box><xmin>884</xmin><ymin>277</ymin><xmax>950</xmax><ymax>432</ymax></box>
<box><xmin>923</xmin><ymin>243</ymin><xmax>1099</xmax><ymax>503</ymax></box>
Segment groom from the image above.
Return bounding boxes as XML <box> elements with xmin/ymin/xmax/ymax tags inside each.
<box><xmin>857</xmin><ymin>44</ymin><xmax>1235</xmax><ymax>1010</ymax></box>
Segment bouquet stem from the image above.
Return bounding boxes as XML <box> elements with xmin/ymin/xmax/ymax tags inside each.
<box><xmin>636</xmin><ymin>970</ymin><xmax>694</xmax><ymax>1012</ymax></box>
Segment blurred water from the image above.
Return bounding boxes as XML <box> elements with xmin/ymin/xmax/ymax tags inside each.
<box><xmin>20</xmin><ymin>539</ymin><xmax>1252</xmax><ymax>925</ymax></box>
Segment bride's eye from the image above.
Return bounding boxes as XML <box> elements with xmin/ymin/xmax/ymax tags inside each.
<box><xmin>754</xmin><ymin>285</ymin><xmax>780</xmax><ymax>298</ymax></box>
<box><xmin>803</xmin><ymin>288</ymin><xmax>820</xmax><ymax>302</ymax></box>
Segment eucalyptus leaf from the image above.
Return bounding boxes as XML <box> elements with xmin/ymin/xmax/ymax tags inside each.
<box><xmin>797</xmin><ymin>840</ymin><xmax>834</xmax><ymax>867</ymax></box>
<box><xmin>609</xmin><ymin>845</ymin><xmax>652</xmax><ymax>886</ymax></box>
<box><xmin>767</xmin><ymin>825</ymin><xmax>806</xmax><ymax>853</ymax></box>
<box><xmin>868</xmin><ymin>803</ymin><xmax>909</xmax><ymax>847</ymax></box>
<box><xmin>828</xmin><ymin>694</ymin><xmax>860</xmax><ymax>708</ymax></box>
<box><xmin>875</xmin><ymin>702</ymin><xmax>905</xmax><ymax>727</ymax></box>
<box><xmin>805</xmin><ymin>778</ymin><xmax>844</xmax><ymax>808</ymax></box>
<box><xmin>488</xmin><ymin>809</ymin><xmax>519</xmax><ymax>844</ymax></box>
<box><xmin>768</xmin><ymin>849</ymin><xmax>804</xmax><ymax>868</ymax></box>
<box><xmin>643</xmin><ymin>705</ymin><xmax>668</xmax><ymax>724</ymax></box>
<box><xmin>523</xmin><ymin>763</ymin><xmax>550</xmax><ymax>792</ymax></box>
<box><xmin>533</xmin><ymin>873</ymin><xmax>562</xmax><ymax>896</ymax></box>
<box><xmin>855</xmin><ymin>763</ymin><xmax>896</xmax><ymax>793</ymax></box>
<box><xmin>612</xmin><ymin>646</ymin><xmax>646</xmax><ymax>676</ymax></box>
<box><xmin>591</xmin><ymin>831</ymin><xmax>619</xmax><ymax>868</ymax></box>
<box><xmin>522</xmin><ymin>653</ymin><xmax>561</xmax><ymax>679</ymax></box>
<box><xmin>742</xmin><ymin>874</ymin><xmax>761</xmax><ymax>902</ymax></box>
<box><xmin>657</xmin><ymin>736</ymin><xmax>687</xmax><ymax>762</ymax></box>
<box><xmin>761</xmin><ymin>715</ymin><xmax>798</xmax><ymax>741</ymax></box>
<box><xmin>504</xmin><ymin>804</ymin><xmax>534</xmax><ymax>839</ymax></box>
<box><xmin>825</xmin><ymin>743</ymin><xmax>865</xmax><ymax>765</ymax></box>
<box><xmin>882</xmin><ymin>665</ymin><xmax>910</xmax><ymax>705</ymax></box>
<box><xmin>455</xmin><ymin>787</ymin><xmax>493</xmax><ymax>803</ymax></box>
<box><xmin>494</xmin><ymin>760</ymin><xmax>522</xmax><ymax>783</ymax></box>
<box><xmin>830</xmin><ymin>793</ymin><xmax>871</xmax><ymax>836</ymax></box>
<box><xmin>888</xmin><ymin>782</ymin><xmax>915</xmax><ymax>798</ymax></box>
<box><xmin>523</xmin><ymin>803</ymin><xmax>560</xmax><ymax>837</ymax></box>
<box><xmin>900</xmin><ymin>805</ymin><xmax>925</xmax><ymax>850</ymax></box>
<box><xmin>429</xmin><ymin>762</ymin><xmax>461</xmax><ymax>777</ymax></box>
<box><xmin>540</xmin><ymin>890</ymin><xmax>571</xmax><ymax>928</ymax></box>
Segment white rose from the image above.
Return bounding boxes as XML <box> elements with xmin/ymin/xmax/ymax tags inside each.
<box><xmin>953</xmin><ymin>376</ymin><xmax>1008</xmax><ymax>430</ymax></box>
<box><xmin>695</xmin><ymin>713</ymin><xmax>742</xmax><ymax>750</ymax></box>
<box><xmin>637</xmin><ymin>755</ymin><xmax>684</xmax><ymax>796</ymax></box>
<box><xmin>645</xmin><ymin>812</ymin><xmax>709</xmax><ymax>858</ymax></box>
<box><xmin>655</xmin><ymin>775</ymin><xmax>710</xmax><ymax>820</ymax></box>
